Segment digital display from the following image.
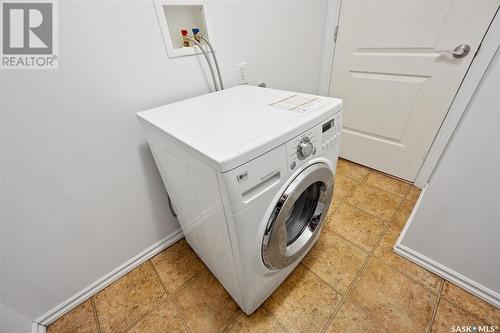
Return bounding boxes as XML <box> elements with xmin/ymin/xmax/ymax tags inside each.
<box><xmin>322</xmin><ymin>119</ymin><xmax>334</xmax><ymax>133</ymax></box>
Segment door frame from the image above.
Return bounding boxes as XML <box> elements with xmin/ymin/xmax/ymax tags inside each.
<box><xmin>319</xmin><ymin>1</ymin><xmax>500</xmax><ymax>187</ymax></box>
<box><xmin>318</xmin><ymin>0</ymin><xmax>342</xmax><ymax>96</ymax></box>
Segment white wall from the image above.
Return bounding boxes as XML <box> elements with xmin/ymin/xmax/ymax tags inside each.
<box><xmin>399</xmin><ymin>47</ymin><xmax>500</xmax><ymax>300</ymax></box>
<box><xmin>0</xmin><ymin>1</ymin><xmax>329</xmax><ymax>331</ymax></box>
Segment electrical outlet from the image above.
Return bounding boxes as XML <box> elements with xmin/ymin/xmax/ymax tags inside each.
<box><xmin>236</xmin><ymin>63</ymin><xmax>248</xmax><ymax>85</ymax></box>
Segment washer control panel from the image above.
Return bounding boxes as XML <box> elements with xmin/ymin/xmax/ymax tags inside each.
<box><xmin>286</xmin><ymin>111</ymin><xmax>342</xmax><ymax>172</ymax></box>
<box><xmin>321</xmin><ymin>112</ymin><xmax>342</xmax><ymax>151</ymax></box>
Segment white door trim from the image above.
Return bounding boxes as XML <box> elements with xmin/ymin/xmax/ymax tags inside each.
<box><xmin>318</xmin><ymin>0</ymin><xmax>341</xmax><ymax>96</ymax></box>
<box><xmin>31</xmin><ymin>322</ymin><xmax>46</xmax><ymax>333</ymax></box>
<box><xmin>32</xmin><ymin>229</ymin><xmax>184</xmax><ymax>327</ymax></box>
<box><xmin>411</xmin><ymin>8</ymin><xmax>499</xmax><ymax>187</ymax></box>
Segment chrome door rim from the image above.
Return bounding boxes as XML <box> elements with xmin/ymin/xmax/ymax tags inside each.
<box><xmin>262</xmin><ymin>163</ymin><xmax>334</xmax><ymax>270</ymax></box>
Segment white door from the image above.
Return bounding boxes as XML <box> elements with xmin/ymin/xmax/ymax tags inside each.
<box><xmin>329</xmin><ymin>0</ymin><xmax>498</xmax><ymax>181</ymax></box>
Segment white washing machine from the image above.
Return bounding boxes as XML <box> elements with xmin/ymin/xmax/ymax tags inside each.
<box><xmin>137</xmin><ymin>85</ymin><xmax>343</xmax><ymax>314</ymax></box>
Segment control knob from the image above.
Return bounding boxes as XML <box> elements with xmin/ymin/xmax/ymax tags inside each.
<box><xmin>297</xmin><ymin>137</ymin><xmax>313</xmax><ymax>160</ymax></box>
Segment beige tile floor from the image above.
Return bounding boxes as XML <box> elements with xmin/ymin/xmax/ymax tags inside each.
<box><xmin>48</xmin><ymin>159</ymin><xmax>500</xmax><ymax>333</ymax></box>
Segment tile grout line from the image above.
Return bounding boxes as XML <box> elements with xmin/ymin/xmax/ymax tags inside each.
<box><xmin>120</xmin><ymin>297</ymin><xmax>171</xmax><ymax>333</ymax></box>
<box><xmin>327</xmin><ymin>214</ymin><xmax>372</xmax><ymax>248</ymax></box>
<box><xmin>322</xmin><ymin>167</ymin><xmax>354</xmax><ymax>227</ymax></box>
<box><xmin>438</xmin><ymin>292</ymin><xmax>497</xmax><ymax>327</ymax></box>
<box><xmin>325</xmin><ymin>219</ymin><xmax>379</xmax><ymax>263</ymax></box>
<box><xmin>316</xmin><ymin>166</ymin><xmax>406</xmax><ymax>332</ymax></box>
<box><xmin>320</xmin><ymin>295</ymin><xmax>346</xmax><ymax>333</ymax></box>
<box><xmin>293</xmin><ymin>263</ymin><xmax>345</xmax><ymax>333</ymax></box>
<box><xmin>175</xmin><ymin>266</ymin><xmax>208</xmax><ymax>291</ymax></box>
<box><xmin>327</xmin><ymin>218</ymin><xmax>393</xmax><ymax>332</ymax></box>
<box><xmin>317</xmin><ymin>243</ymin><xmax>379</xmax><ymax>332</ymax></box>
<box><xmin>339</xmin><ymin>171</ymin><xmax>408</xmax><ymax>223</ymax></box>
<box><xmin>330</xmin><ymin>169</ymin><xmax>361</xmax><ymax>212</ymax></box>
<box><xmin>220</xmin><ymin>311</ymin><xmax>243</xmax><ymax>332</ymax></box>
<box><xmin>330</xmin><ymin>201</ymin><xmax>389</xmax><ymax>252</ymax></box>
<box><xmin>358</xmin><ymin>163</ymin><xmax>413</xmax><ymax>184</ymax></box>
<box><xmin>219</xmin><ymin>310</ymin><xmax>243</xmax><ymax>332</ymax></box>
<box><xmin>305</xmin><ymin>188</ymin><xmax>384</xmax><ymax>333</ymax></box>
<box><xmin>261</xmin><ymin>304</ymin><xmax>290</xmax><ymax>333</ymax></box>
<box><xmin>427</xmin><ymin>280</ymin><xmax>445</xmax><ymax>333</ymax></box>
<box><xmin>343</xmin><ymin>221</ymin><xmax>389</xmax><ymax>297</ymax></box>
<box><xmin>327</xmin><ymin>202</ymin><xmax>390</xmax><ymax>253</ymax></box>
<box><xmin>372</xmin><ymin>248</ymin><xmax>443</xmax><ymax>295</ymax></box>
<box><xmin>327</xmin><ymin>169</ymin><xmax>353</xmax><ymax>216</ymax></box>
<box><xmin>117</xmin><ymin>260</ymin><xmax>176</xmax><ymax>333</ymax></box>
<box><xmin>162</xmin><ymin>263</ymin><xmax>207</xmax><ymax>298</ymax></box>
<box><xmin>162</xmin><ymin>264</ymin><xmax>257</xmax><ymax>332</ymax></box>
<box><xmin>358</xmin><ymin>169</ymin><xmax>412</xmax><ymax>198</ymax></box>
<box><xmin>146</xmin><ymin>260</ymin><xmax>193</xmax><ymax>333</ymax></box>
<box><xmin>309</xmin><ymin>225</ymin><xmax>443</xmax><ymax>330</ymax></box>
<box><xmin>90</xmin><ymin>297</ymin><xmax>102</xmax><ymax>333</ymax></box>
<box><xmin>334</xmin><ymin>245</ymin><xmax>388</xmax><ymax>331</ymax></box>
<box><xmin>311</xmin><ymin>163</ymin><xmax>427</xmax><ymax>332</ymax></box>
<box><xmin>319</xmin><ymin>302</ymin><xmax>342</xmax><ymax>333</ymax></box>
<box><xmin>340</xmin><ymin>201</ymin><xmax>394</xmax><ymax>224</ymax></box>
<box><xmin>365</xmin><ymin>177</ymin><xmax>414</xmax><ymax>195</ymax></box>
<box><xmin>328</xmin><ymin>176</ymin><xmax>405</xmax><ymax>268</ymax></box>
<box><xmin>300</xmin><ymin>262</ymin><xmax>346</xmax><ymax>297</ymax></box>
<box><xmin>373</xmin><ymin>254</ymin><xmax>442</xmax><ymax>296</ymax></box>
<box><xmin>374</xmin><ymin>192</ymin><xmax>446</xmax><ymax>296</ymax></box>
<box><xmin>338</xmin><ymin>192</ymin><xmax>434</xmax><ymax>332</ymax></box>
<box><xmin>343</xmin><ymin>298</ymin><xmax>391</xmax><ymax>333</ymax></box>
<box><xmin>336</xmin><ymin>159</ymin><xmax>371</xmax><ymax>183</ymax></box>
<box><xmin>290</xmin><ymin>263</ymin><xmax>345</xmax><ymax>332</ymax></box>
<box><xmin>372</xmin><ymin>194</ymin><xmax>446</xmax><ymax>295</ymax></box>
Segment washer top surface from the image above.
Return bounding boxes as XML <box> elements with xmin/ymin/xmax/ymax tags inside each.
<box><xmin>137</xmin><ymin>85</ymin><xmax>342</xmax><ymax>172</ymax></box>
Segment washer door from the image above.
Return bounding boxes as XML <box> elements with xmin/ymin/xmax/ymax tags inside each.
<box><xmin>262</xmin><ymin>163</ymin><xmax>334</xmax><ymax>270</ymax></box>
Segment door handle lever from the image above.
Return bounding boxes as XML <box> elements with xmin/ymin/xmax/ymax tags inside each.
<box><xmin>436</xmin><ymin>44</ymin><xmax>470</xmax><ymax>58</ymax></box>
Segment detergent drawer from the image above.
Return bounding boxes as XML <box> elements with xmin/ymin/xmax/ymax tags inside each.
<box><xmin>221</xmin><ymin>145</ymin><xmax>288</xmax><ymax>213</ymax></box>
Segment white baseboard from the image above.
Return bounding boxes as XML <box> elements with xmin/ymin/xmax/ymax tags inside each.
<box><xmin>394</xmin><ymin>243</ymin><xmax>500</xmax><ymax>307</ymax></box>
<box><xmin>33</xmin><ymin>229</ymin><xmax>184</xmax><ymax>327</ymax></box>
<box><xmin>394</xmin><ymin>186</ymin><xmax>499</xmax><ymax>307</ymax></box>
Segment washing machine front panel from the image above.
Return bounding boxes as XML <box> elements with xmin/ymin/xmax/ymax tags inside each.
<box><xmin>262</xmin><ymin>162</ymin><xmax>334</xmax><ymax>270</ymax></box>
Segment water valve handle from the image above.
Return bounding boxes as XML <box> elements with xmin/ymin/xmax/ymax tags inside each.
<box><xmin>180</xmin><ymin>30</ymin><xmax>189</xmax><ymax>47</ymax></box>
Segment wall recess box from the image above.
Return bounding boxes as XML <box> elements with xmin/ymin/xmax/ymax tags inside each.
<box><xmin>153</xmin><ymin>1</ymin><xmax>211</xmax><ymax>58</ymax></box>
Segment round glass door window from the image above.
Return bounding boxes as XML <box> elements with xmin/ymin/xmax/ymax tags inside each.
<box><xmin>285</xmin><ymin>182</ymin><xmax>323</xmax><ymax>245</ymax></box>
<box><xmin>262</xmin><ymin>163</ymin><xmax>334</xmax><ymax>270</ymax></box>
